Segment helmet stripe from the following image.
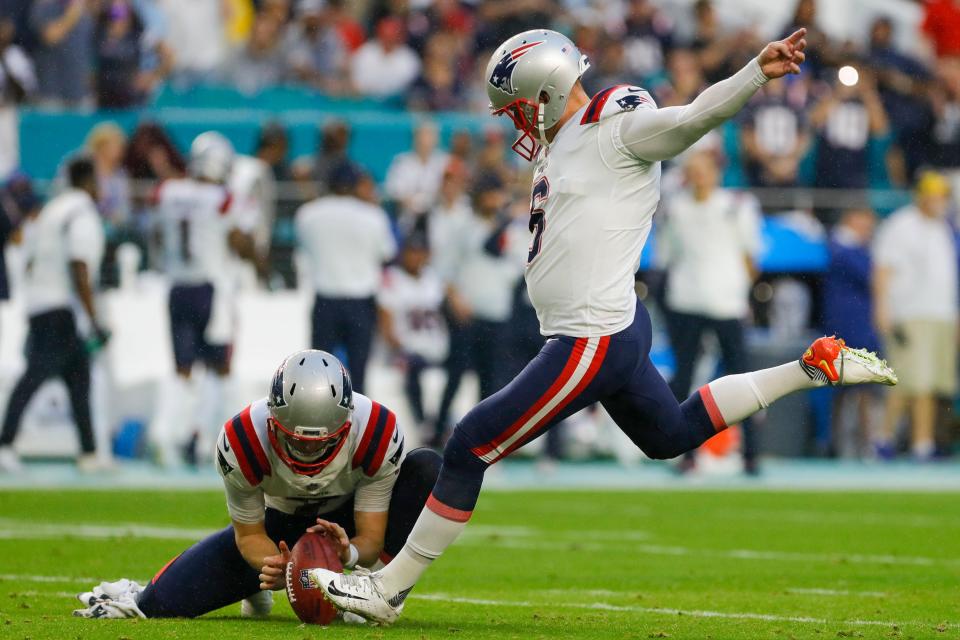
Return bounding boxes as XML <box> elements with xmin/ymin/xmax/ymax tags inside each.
<box><xmin>352</xmin><ymin>402</ymin><xmax>381</xmax><ymax>469</ymax></box>
<box><xmin>509</xmin><ymin>41</ymin><xmax>543</xmax><ymax>58</ymax></box>
<box><xmin>239</xmin><ymin>405</ymin><xmax>271</xmax><ymax>476</ymax></box>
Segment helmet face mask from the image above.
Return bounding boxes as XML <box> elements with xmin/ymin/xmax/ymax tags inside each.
<box><xmin>267</xmin><ymin>416</ymin><xmax>350</xmax><ymax>475</ymax></box>
<box><xmin>492</xmin><ymin>98</ymin><xmax>542</xmax><ymax>161</ymax></box>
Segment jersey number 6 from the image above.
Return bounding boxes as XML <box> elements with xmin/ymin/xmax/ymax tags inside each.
<box><xmin>528</xmin><ymin>176</ymin><xmax>550</xmax><ymax>263</ymax></box>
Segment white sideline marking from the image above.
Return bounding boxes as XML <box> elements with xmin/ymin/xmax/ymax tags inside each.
<box><xmin>410</xmin><ymin>593</ymin><xmax>954</xmax><ymax>629</ymax></box>
<box><xmin>5</xmin><ymin>578</ymin><xmax>954</xmax><ymax>630</ymax></box>
<box><xmin>719</xmin><ymin>508</ymin><xmax>960</xmax><ymax>529</ymax></box>
<box><xmin>9</xmin><ymin>590</ymin><xmax>76</xmax><ymax>598</ymax></box>
<box><xmin>786</xmin><ymin>587</ymin><xmax>887</xmax><ymax>598</ymax></box>
<box><xmin>0</xmin><ymin>518</ymin><xmax>214</xmax><ymax>540</ymax></box>
<box><xmin>456</xmin><ymin>538</ymin><xmax>960</xmax><ymax>567</ymax></box>
<box><xmin>0</xmin><ymin>573</ymin><xmax>101</xmax><ymax>583</ymax></box>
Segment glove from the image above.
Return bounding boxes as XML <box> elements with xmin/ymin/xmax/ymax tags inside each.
<box><xmin>85</xmin><ymin>325</ymin><xmax>112</xmax><ymax>354</ymax></box>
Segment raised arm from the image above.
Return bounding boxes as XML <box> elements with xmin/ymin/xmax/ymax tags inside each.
<box><xmin>618</xmin><ymin>29</ymin><xmax>807</xmax><ymax>163</ymax></box>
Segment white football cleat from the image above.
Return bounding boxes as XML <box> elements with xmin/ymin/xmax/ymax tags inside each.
<box><xmin>800</xmin><ymin>336</ymin><xmax>898</xmax><ymax>387</ymax></box>
<box><xmin>309</xmin><ymin>568</ymin><xmax>407</xmax><ymax>625</ymax></box>
<box><xmin>74</xmin><ymin>579</ymin><xmax>145</xmax><ymax>618</ymax></box>
<box><xmin>241</xmin><ymin>589</ymin><xmax>273</xmax><ymax>618</ymax></box>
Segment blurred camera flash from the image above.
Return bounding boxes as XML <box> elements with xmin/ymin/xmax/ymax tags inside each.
<box><xmin>838</xmin><ymin>65</ymin><xmax>859</xmax><ymax>87</ymax></box>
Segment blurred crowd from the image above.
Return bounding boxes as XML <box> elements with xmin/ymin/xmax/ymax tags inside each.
<box><xmin>0</xmin><ymin>0</ymin><xmax>954</xmax><ymax>191</ymax></box>
<box><xmin>0</xmin><ymin>0</ymin><xmax>959</xmax><ymax>471</ymax></box>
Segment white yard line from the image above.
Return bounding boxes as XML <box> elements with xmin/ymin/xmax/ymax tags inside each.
<box><xmin>786</xmin><ymin>587</ymin><xmax>887</xmax><ymax>598</ymax></box>
<box><xmin>0</xmin><ymin>518</ymin><xmax>214</xmax><ymax>540</ymax></box>
<box><xmin>716</xmin><ymin>509</ymin><xmax>960</xmax><ymax>529</ymax></box>
<box><xmin>5</xmin><ymin>579</ymin><xmax>953</xmax><ymax>630</ymax></box>
<box><xmin>456</xmin><ymin>537</ymin><xmax>960</xmax><ymax>567</ymax></box>
<box><xmin>410</xmin><ymin>593</ymin><xmax>954</xmax><ymax>629</ymax></box>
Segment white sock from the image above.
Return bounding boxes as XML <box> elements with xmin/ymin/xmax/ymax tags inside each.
<box><xmin>196</xmin><ymin>373</ymin><xmax>227</xmax><ymax>459</ymax></box>
<box><xmin>150</xmin><ymin>375</ymin><xmax>196</xmax><ymax>463</ymax></box>
<box><xmin>377</xmin><ymin>505</ymin><xmax>468</xmax><ymax>596</ymax></box>
<box><xmin>703</xmin><ymin>362</ymin><xmax>814</xmax><ymax>426</ymax></box>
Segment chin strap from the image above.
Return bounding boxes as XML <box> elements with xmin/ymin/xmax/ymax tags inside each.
<box><xmin>536</xmin><ymin>100</ymin><xmax>548</xmax><ymax>145</ymax></box>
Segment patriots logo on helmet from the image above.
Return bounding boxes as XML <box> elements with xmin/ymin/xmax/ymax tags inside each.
<box><xmin>268</xmin><ymin>365</ymin><xmax>287</xmax><ymax>408</ymax></box>
<box><xmin>337</xmin><ymin>364</ymin><xmax>354</xmax><ymax>410</ymax></box>
<box><xmin>489</xmin><ymin>41</ymin><xmax>544</xmax><ymax>95</ymax></box>
<box><xmin>616</xmin><ymin>93</ymin><xmax>648</xmax><ymax>111</ymax></box>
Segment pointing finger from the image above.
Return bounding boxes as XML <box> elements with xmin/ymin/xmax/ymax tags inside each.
<box><xmin>786</xmin><ymin>28</ymin><xmax>806</xmax><ymax>45</ymax></box>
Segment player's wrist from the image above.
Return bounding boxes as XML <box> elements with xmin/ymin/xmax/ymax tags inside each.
<box><xmin>343</xmin><ymin>543</ymin><xmax>359</xmax><ymax>569</ymax></box>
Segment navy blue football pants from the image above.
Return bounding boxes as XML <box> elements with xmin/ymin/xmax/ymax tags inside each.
<box><xmin>429</xmin><ymin>301</ymin><xmax>724</xmax><ymax>517</ymax></box>
<box><xmin>311</xmin><ymin>295</ymin><xmax>376</xmax><ymax>393</ymax></box>
<box><xmin>137</xmin><ymin>448</ymin><xmax>441</xmax><ymax>618</ymax></box>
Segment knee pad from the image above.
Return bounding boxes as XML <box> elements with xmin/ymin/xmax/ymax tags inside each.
<box><xmin>400</xmin><ymin>447</ymin><xmax>442</xmax><ymax>486</ymax></box>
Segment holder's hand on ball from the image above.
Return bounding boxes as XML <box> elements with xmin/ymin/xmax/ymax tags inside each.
<box><xmin>259</xmin><ymin>540</ymin><xmax>291</xmax><ymax>591</ymax></box>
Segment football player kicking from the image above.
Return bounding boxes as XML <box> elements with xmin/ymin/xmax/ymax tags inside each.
<box><xmin>313</xmin><ymin>28</ymin><xmax>897</xmax><ymax>624</ymax></box>
<box><xmin>73</xmin><ymin>350</ymin><xmax>440</xmax><ymax>620</ymax></box>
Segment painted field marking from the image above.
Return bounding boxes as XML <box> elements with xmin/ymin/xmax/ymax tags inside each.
<box><xmin>716</xmin><ymin>508</ymin><xmax>960</xmax><ymax>529</ymax></box>
<box><xmin>411</xmin><ymin>593</ymin><xmax>956</xmax><ymax>629</ymax></box>
<box><xmin>786</xmin><ymin>587</ymin><xmax>887</xmax><ymax>598</ymax></box>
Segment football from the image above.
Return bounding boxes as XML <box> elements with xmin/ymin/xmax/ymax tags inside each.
<box><xmin>285</xmin><ymin>532</ymin><xmax>344</xmax><ymax>625</ymax></box>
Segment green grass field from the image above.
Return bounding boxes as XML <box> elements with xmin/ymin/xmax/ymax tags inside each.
<box><xmin>0</xmin><ymin>488</ymin><xmax>957</xmax><ymax>639</ymax></box>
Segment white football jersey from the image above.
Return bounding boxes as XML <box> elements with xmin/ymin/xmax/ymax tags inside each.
<box><xmin>524</xmin><ymin>60</ymin><xmax>768</xmax><ymax>337</ymax></box>
<box><xmin>22</xmin><ymin>189</ymin><xmax>104</xmax><ymax>318</ymax></box>
<box><xmin>378</xmin><ymin>265</ymin><xmax>448</xmax><ymax>363</ymax></box>
<box><xmin>155</xmin><ymin>178</ymin><xmax>234</xmax><ymax>285</ymax></box>
<box><xmin>215</xmin><ymin>392</ymin><xmax>406</xmax><ymax>524</ymax></box>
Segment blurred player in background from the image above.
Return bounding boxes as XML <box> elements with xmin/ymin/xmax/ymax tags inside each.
<box><xmin>295</xmin><ymin>161</ymin><xmax>397</xmax><ymax>392</ymax></box>
<box><xmin>0</xmin><ymin>158</ymin><xmax>107</xmax><ymax>473</ymax></box>
<box><xmin>659</xmin><ymin>150</ymin><xmax>762</xmax><ymax>475</ymax></box>
<box><xmin>316</xmin><ymin>28</ymin><xmax>898</xmax><ymax>624</ymax></box>
<box><xmin>150</xmin><ymin>132</ymin><xmax>259</xmax><ymax>466</ymax></box>
<box><xmin>73</xmin><ymin>350</ymin><xmax>441</xmax><ymax>620</ymax></box>
<box><xmin>377</xmin><ymin>230</ymin><xmax>448</xmax><ymax>439</ymax></box>
<box><xmin>432</xmin><ymin>172</ymin><xmax>525</xmax><ymax>446</ymax></box>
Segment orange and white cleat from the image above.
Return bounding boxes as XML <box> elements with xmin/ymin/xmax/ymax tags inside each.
<box><xmin>801</xmin><ymin>336</ymin><xmax>897</xmax><ymax>387</ymax></box>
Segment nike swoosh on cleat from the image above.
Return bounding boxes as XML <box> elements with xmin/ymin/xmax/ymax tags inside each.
<box><xmin>326</xmin><ymin>582</ymin><xmax>369</xmax><ymax>601</ymax></box>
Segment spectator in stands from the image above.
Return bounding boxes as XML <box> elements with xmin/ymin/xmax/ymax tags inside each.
<box><xmin>659</xmin><ymin>151</ymin><xmax>761</xmax><ymax>474</ymax></box>
<box><xmin>285</xmin><ymin>0</ymin><xmax>348</xmax><ymax>94</ymax></box>
<box><xmin>123</xmin><ymin>121</ymin><xmax>186</xmax><ymax>181</ymax></box>
<box><xmin>867</xmin><ymin>16</ymin><xmax>932</xmax><ymax>183</ymax></box>
<box><xmin>0</xmin><ymin>18</ymin><xmax>34</xmax><ymax>178</ymax></box>
<box><xmin>622</xmin><ymin>0</ymin><xmax>674</xmax><ymax>84</ymax></box>
<box><xmin>350</xmin><ymin>16</ymin><xmax>420</xmax><ymax>99</ymax></box>
<box><xmin>0</xmin><ymin>157</ymin><xmax>107</xmax><ymax>474</ymax></box>
<box><xmin>688</xmin><ymin>0</ymin><xmax>757</xmax><ymax>84</ymax></box>
<box><xmin>585</xmin><ymin>37</ymin><xmax>638</xmax><ymax>96</ymax></box>
<box><xmin>295</xmin><ymin>161</ymin><xmax>396</xmax><ymax>392</ymax></box>
<box><xmin>474</xmin><ymin>127</ymin><xmax>511</xmax><ymax>186</ymax></box>
<box><xmin>377</xmin><ymin>231</ymin><xmax>448</xmax><ymax>436</ymax></box>
<box><xmin>740</xmin><ymin>80</ymin><xmax>810</xmax><ymax>189</ymax></box>
<box><xmin>432</xmin><ymin>173</ymin><xmax>524</xmax><ymax>447</ymax></box>
<box><xmin>474</xmin><ymin>0</ymin><xmax>556</xmax><ymax>50</ymax></box>
<box><xmin>86</xmin><ymin>122</ymin><xmax>131</xmax><ymax>227</ymax></box>
<box><xmin>94</xmin><ymin>0</ymin><xmax>144</xmax><ymax>108</ymax></box>
<box><xmin>327</xmin><ymin>0</ymin><xmax>364</xmax><ymax>52</ymax></box>
<box><xmin>921</xmin><ymin>0</ymin><xmax>960</xmax><ymax>60</ymax></box>
<box><xmin>810</xmin><ymin>68</ymin><xmax>889</xmax><ymax>199</ymax></box>
<box><xmin>384</xmin><ymin>121</ymin><xmax>449</xmax><ymax>221</ymax></box>
<box><xmin>30</xmin><ymin>0</ymin><xmax>95</xmax><ymax>108</ymax></box>
<box><xmin>873</xmin><ymin>172</ymin><xmax>957</xmax><ymax>461</ymax></box>
<box><xmin>655</xmin><ymin>48</ymin><xmax>705</xmax><ymax>108</ymax></box>
<box><xmin>822</xmin><ymin>208</ymin><xmax>882</xmax><ymax>458</ymax></box>
<box><xmin>408</xmin><ymin>34</ymin><xmax>463</xmax><ymax>111</ymax></box>
<box><xmin>157</xmin><ymin>0</ymin><xmax>227</xmax><ymax>80</ymax></box>
<box><xmin>223</xmin><ymin>12</ymin><xmax>286</xmax><ymax>94</ymax></box>
<box><xmin>778</xmin><ymin>0</ymin><xmax>838</xmax><ymax>79</ymax></box>
<box><xmin>928</xmin><ymin>56</ymin><xmax>960</xmax><ymax>203</ymax></box>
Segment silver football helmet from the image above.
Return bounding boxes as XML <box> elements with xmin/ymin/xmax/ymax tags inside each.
<box><xmin>485</xmin><ymin>29</ymin><xmax>590</xmax><ymax>160</ymax></box>
<box><xmin>189</xmin><ymin>131</ymin><xmax>235</xmax><ymax>184</ymax></box>
<box><xmin>265</xmin><ymin>350</ymin><xmax>355</xmax><ymax>475</ymax></box>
